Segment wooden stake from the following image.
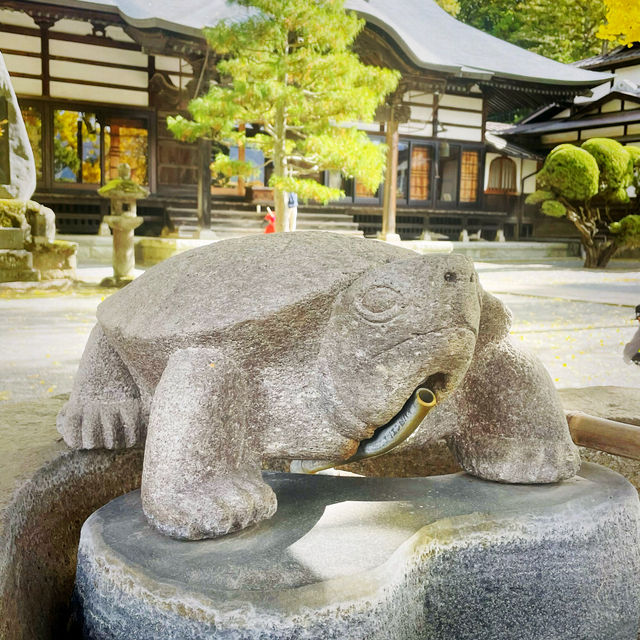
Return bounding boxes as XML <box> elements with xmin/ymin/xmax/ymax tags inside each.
<box><xmin>566</xmin><ymin>411</ymin><xmax>640</xmax><ymax>461</ymax></box>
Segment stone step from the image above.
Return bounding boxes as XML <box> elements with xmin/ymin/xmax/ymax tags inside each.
<box><xmin>167</xmin><ymin>206</ymin><xmax>363</xmax><ymax>236</ymax></box>
<box><xmin>0</xmin><ymin>268</ymin><xmax>39</xmax><ymax>283</ymax></box>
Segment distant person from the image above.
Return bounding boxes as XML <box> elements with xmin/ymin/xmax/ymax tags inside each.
<box><xmin>287</xmin><ymin>191</ymin><xmax>298</xmax><ymax>232</ymax></box>
<box><xmin>263</xmin><ymin>207</ymin><xmax>275</xmax><ymax>234</ymax></box>
<box><xmin>623</xmin><ymin>304</ymin><xmax>640</xmax><ymax>366</ymax></box>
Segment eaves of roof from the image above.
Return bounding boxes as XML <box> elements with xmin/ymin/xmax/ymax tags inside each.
<box><xmin>502</xmin><ymin>108</ymin><xmax>640</xmax><ymax>136</ymax></box>
<box><xmin>576</xmin><ymin>44</ymin><xmax>640</xmax><ymax>70</ymax></box>
<box><xmin>485</xmin><ymin>132</ymin><xmax>543</xmax><ymax>160</ymax></box>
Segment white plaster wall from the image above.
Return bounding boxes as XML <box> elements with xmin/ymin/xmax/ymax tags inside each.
<box><xmin>0</xmin><ymin>8</ymin><xmax>37</xmax><ymax>28</ymax></box>
<box><xmin>615</xmin><ymin>65</ymin><xmax>640</xmax><ymax>84</ymax></box>
<box><xmin>541</xmin><ymin>131</ymin><xmax>579</xmax><ymax>145</ymax></box>
<box><xmin>581</xmin><ymin>125</ymin><xmax>626</xmax><ymax>139</ymax></box>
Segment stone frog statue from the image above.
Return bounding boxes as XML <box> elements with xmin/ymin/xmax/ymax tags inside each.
<box><xmin>57</xmin><ymin>232</ymin><xmax>580</xmax><ymax>540</ymax></box>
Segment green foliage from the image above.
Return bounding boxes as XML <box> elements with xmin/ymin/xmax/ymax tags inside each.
<box><xmin>610</xmin><ymin>215</ymin><xmax>640</xmax><ymax>248</ymax></box>
<box><xmin>457</xmin><ymin>0</ymin><xmax>523</xmax><ymax>43</ymax></box>
<box><xmin>581</xmin><ymin>138</ymin><xmax>632</xmax><ymax>196</ymax></box>
<box><xmin>524</xmin><ymin>189</ymin><xmax>555</xmax><ymax>205</ymax></box>
<box><xmin>167</xmin><ymin>0</ymin><xmax>399</xmax><ymax>230</ymax></box>
<box><xmin>548</xmin><ymin>143</ymin><xmax>577</xmax><ymax>157</ymax></box>
<box><xmin>513</xmin><ymin>0</ymin><xmax>606</xmax><ymax>63</ymax></box>
<box><xmin>540</xmin><ymin>199</ymin><xmax>567</xmax><ymax>217</ymax></box>
<box><xmin>537</xmin><ymin>146</ymin><xmax>599</xmax><ymax>201</ymax></box>
<box><xmin>455</xmin><ymin>0</ymin><xmax>605</xmax><ymax>64</ymax></box>
<box><xmin>625</xmin><ymin>145</ymin><xmax>640</xmax><ymax>194</ymax></box>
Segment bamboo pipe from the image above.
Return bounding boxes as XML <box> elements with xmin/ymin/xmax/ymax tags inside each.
<box><xmin>291</xmin><ymin>387</ymin><xmax>437</xmax><ymax>475</ymax></box>
<box><xmin>566</xmin><ymin>411</ymin><xmax>640</xmax><ymax>461</ymax></box>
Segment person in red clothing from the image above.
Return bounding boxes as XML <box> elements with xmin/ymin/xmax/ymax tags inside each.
<box><xmin>263</xmin><ymin>208</ymin><xmax>275</xmax><ymax>234</ymax></box>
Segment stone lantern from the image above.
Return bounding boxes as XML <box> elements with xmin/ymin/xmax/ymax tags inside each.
<box><xmin>98</xmin><ymin>163</ymin><xmax>149</xmax><ymax>287</ymax></box>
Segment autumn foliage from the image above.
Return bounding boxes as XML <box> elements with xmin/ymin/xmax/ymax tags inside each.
<box><xmin>598</xmin><ymin>0</ymin><xmax>640</xmax><ymax>46</ymax></box>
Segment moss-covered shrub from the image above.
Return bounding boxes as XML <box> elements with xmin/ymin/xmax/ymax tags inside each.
<box><xmin>541</xmin><ymin>199</ymin><xmax>567</xmax><ymax>217</ymax></box>
<box><xmin>531</xmin><ymin>139</ymin><xmax>640</xmax><ymax>268</ymax></box>
<box><xmin>581</xmin><ymin>138</ymin><xmax>632</xmax><ymax>194</ymax></box>
<box><xmin>610</xmin><ymin>215</ymin><xmax>640</xmax><ymax>249</ymax></box>
<box><xmin>0</xmin><ymin>199</ymin><xmax>28</xmax><ymax>229</ymax></box>
<box><xmin>525</xmin><ymin>190</ymin><xmax>555</xmax><ymax>205</ymax></box>
<box><xmin>537</xmin><ymin>146</ymin><xmax>599</xmax><ymax>201</ymax></box>
<box><xmin>626</xmin><ymin>145</ymin><xmax>640</xmax><ymax>167</ymax></box>
<box><xmin>547</xmin><ymin>143</ymin><xmax>578</xmax><ymax>158</ymax></box>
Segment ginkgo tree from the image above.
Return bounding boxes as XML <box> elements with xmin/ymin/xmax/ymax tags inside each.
<box><xmin>168</xmin><ymin>0</ymin><xmax>399</xmax><ymax>232</ymax></box>
<box><xmin>598</xmin><ymin>0</ymin><xmax>640</xmax><ymax>46</ymax></box>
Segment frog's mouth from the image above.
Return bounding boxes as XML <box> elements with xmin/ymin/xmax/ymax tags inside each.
<box><xmin>290</xmin><ymin>381</ymin><xmax>438</xmax><ymax>475</ymax></box>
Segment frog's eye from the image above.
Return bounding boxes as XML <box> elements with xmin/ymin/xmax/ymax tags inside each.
<box><xmin>355</xmin><ymin>285</ymin><xmax>402</xmax><ymax>323</ymax></box>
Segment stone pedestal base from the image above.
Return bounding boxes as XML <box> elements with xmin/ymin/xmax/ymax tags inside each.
<box><xmin>376</xmin><ymin>231</ymin><xmax>402</xmax><ymax>243</ymax></box>
<box><xmin>72</xmin><ymin>463</ymin><xmax>640</xmax><ymax>640</ymax></box>
<box><xmin>0</xmin><ymin>249</ymin><xmax>38</xmax><ymax>282</ymax></box>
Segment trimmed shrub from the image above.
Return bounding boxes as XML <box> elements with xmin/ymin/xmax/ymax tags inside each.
<box><xmin>537</xmin><ymin>146</ymin><xmax>599</xmax><ymax>201</ymax></box>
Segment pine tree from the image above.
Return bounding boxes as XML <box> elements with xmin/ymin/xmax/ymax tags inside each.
<box><xmin>168</xmin><ymin>0</ymin><xmax>399</xmax><ymax>232</ymax></box>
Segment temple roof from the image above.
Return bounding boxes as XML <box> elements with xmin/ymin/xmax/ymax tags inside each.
<box><xmin>16</xmin><ymin>0</ymin><xmax>609</xmax><ymax>88</ymax></box>
<box><xmin>576</xmin><ymin>43</ymin><xmax>640</xmax><ymax>71</ymax></box>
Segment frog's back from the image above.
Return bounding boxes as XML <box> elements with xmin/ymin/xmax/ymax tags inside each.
<box><xmin>97</xmin><ymin>231</ymin><xmax>413</xmax><ymax>342</ymax></box>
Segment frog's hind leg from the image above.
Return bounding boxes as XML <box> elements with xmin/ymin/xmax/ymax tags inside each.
<box><xmin>57</xmin><ymin>324</ymin><xmax>146</xmax><ymax>449</ymax></box>
<box><xmin>445</xmin><ymin>338</ymin><xmax>580</xmax><ymax>484</ymax></box>
<box><xmin>141</xmin><ymin>346</ymin><xmax>277</xmax><ymax>540</ymax></box>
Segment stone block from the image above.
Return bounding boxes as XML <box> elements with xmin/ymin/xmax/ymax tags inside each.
<box><xmin>0</xmin><ymin>227</ymin><xmax>24</xmax><ymax>249</ymax></box>
<box><xmin>72</xmin><ymin>464</ymin><xmax>640</xmax><ymax>640</ymax></box>
<box><xmin>31</xmin><ymin>240</ymin><xmax>77</xmax><ymax>280</ymax></box>
<box><xmin>0</xmin><ymin>249</ymin><xmax>38</xmax><ymax>282</ymax></box>
<box><xmin>0</xmin><ymin>249</ymin><xmax>33</xmax><ymax>270</ymax></box>
<box><xmin>25</xmin><ymin>201</ymin><xmax>55</xmax><ymax>244</ymax></box>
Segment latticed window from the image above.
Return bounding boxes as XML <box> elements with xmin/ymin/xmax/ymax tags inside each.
<box><xmin>460</xmin><ymin>150</ymin><xmax>479</xmax><ymax>203</ymax></box>
<box><xmin>409</xmin><ymin>145</ymin><xmax>431</xmax><ymax>200</ymax></box>
<box><xmin>487</xmin><ymin>156</ymin><xmax>517</xmax><ymax>193</ymax></box>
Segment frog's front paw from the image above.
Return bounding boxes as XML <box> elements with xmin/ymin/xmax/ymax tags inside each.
<box><xmin>142</xmin><ymin>473</ymin><xmax>277</xmax><ymax>540</ymax></box>
<box><xmin>57</xmin><ymin>398</ymin><xmax>147</xmax><ymax>449</ymax></box>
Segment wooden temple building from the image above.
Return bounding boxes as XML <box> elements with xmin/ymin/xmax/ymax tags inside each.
<box><xmin>0</xmin><ymin>0</ymin><xmax>609</xmax><ymax>240</ymax></box>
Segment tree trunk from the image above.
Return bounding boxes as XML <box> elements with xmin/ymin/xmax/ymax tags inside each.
<box><xmin>272</xmin><ymin>98</ymin><xmax>289</xmax><ymax>233</ymax></box>
<box><xmin>581</xmin><ymin>240</ymin><xmax>618</xmax><ymax>269</ymax></box>
<box><xmin>273</xmin><ymin>188</ymin><xmax>288</xmax><ymax>234</ymax></box>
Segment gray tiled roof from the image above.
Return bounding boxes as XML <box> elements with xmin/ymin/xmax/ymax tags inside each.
<box><xmin>19</xmin><ymin>0</ymin><xmax>609</xmax><ymax>87</ymax></box>
<box><xmin>576</xmin><ymin>43</ymin><xmax>640</xmax><ymax>70</ymax></box>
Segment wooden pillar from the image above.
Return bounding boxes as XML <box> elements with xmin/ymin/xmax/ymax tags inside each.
<box><xmin>197</xmin><ymin>138</ymin><xmax>212</xmax><ymax>230</ymax></box>
<box><xmin>380</xmin><ymin>116</ymin><xmax>400</xmax><ymax>242</ymax></box>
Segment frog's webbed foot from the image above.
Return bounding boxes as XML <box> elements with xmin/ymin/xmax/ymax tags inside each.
<box><xmin>57</xmin><ymin>324</ymin><xmax>146</xmax><ymax>449</ymax></box>
<box><xmin>141</xmin><ymin>347</ymin><xmax>276</xmax><ymax>540</ymax></box>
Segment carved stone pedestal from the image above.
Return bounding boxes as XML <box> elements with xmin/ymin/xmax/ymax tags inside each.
<box><xmin>72</xmin><ymin>463</ymin><xmax>640</xmax><ymax>640</ymax></box>
<box><xmin>100</xmin><ymin>214</ymin><xmax>143</xmax><ymax>286</ymax></box>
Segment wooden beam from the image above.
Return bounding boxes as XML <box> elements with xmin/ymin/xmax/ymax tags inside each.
<box><xmin>567</xmin><ymin>411</ymin><xmax>640</xmax><ymax>461</ymax></box>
